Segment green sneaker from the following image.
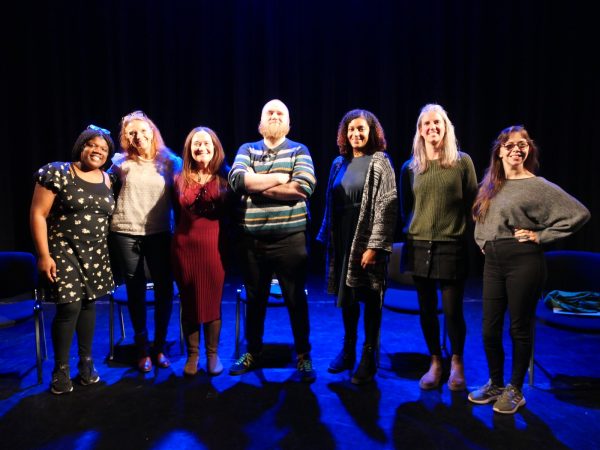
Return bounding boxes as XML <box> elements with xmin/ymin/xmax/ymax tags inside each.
<box><xmin>468</xmin><ymin>380</ymin><xmax>504</xmax><ymax>404</ymax></box>
<box><xmin>296</xmin><ymin>353</ymin><xmax>316</xmax><ymax>383</ymax></box>
<box><xmin>493</xmin><ymin>384</ymin><xmax>526</xmax><ymax>414</ymax></box>
<box><xmin>229</xmin><ymin>352</ymin><xmax>259</xmax><ymax>376</ymax></box>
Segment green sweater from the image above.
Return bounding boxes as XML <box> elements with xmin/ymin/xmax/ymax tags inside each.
<box><xmin>400</xmin><ymin>152</ymin><xmax>478</xmax><ymax>241</ymax></box>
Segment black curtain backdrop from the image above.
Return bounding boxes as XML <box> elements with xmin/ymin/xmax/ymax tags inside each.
<box><xmin>3</xmin><ymin>1</ymin><xmax>598</xmax><ymax>270</ymax></box>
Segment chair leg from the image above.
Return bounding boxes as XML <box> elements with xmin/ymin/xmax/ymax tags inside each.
<box><xmin>118</xmin><ymin>304</ymin><xmax>126</xmax><ymax>339</ymax></box>
<box><xmin>529</xmin><ymin>320</ymin><xmax>536</xmax><ymax>386</ymax></box>
<box><xmin>179</xmin><ymin>300</ymin><xmax>184</xmax><ymax>355</ymax></box>
<box><xmin>235</xmin><ymin>289</ymin><xmax>241</xmax><ymax>358</ymax></box>
<box><xmin>34</xmin><ymin>303</ymin><xmax>43</xmax><ymax>384</ymax></box>
<box><xmin>109</xmin><ymin>294</ymin><xmax>115</xmax><ymax>361</ymax></box>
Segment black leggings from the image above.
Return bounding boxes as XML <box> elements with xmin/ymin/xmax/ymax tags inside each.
<box><xmin>51</xmin><ymin>301</ymin><xmax>96</xmax><ymax>366</ymax></box>
<box><xmin>413</xmin><ymin>276</ymin><xmax>466</xmax><ymax>357</ymax></box>
<box><xmin>341</xmin><ymin>287</ymin><xmax>382</xmax><ymax>348</ymax></box>
<box><xmin>482</xmin><ymin>239</ymin><xmax>546</xmax><ymax>388</ymax></box>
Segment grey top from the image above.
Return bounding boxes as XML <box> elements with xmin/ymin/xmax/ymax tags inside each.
<box><xmin>474</xmin><ymin>176</ymin><xmax>590</xmax><ymax>249</ymax></box>
<box><xmin>333</xmin><ymin>154</ymin><xmax>373</xmax><ymax>209</ymax></box>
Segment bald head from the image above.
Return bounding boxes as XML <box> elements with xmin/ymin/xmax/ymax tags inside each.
<box><xmin>259</xmin><ymin>99</ymin><xmax>290</xmax><ymax>141</ymax></box>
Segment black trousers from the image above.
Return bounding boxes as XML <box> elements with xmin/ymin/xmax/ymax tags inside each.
<box><xmin>52</xmin><ymin>300</ymin><xmax>96</xmax><ymax>366</ymax></box>
<box><xmin>110</xmin><ymin>232</ymin><xmax>174</xmax><ymax>353</ymax></box>
<box><xmin>482</xmin><ymin>239</ymin><xmax>546</xmax><ymax>388</ymax></box>
<box><xmin>241</xmin><ymin>232</ymin><xmax>311</xmax><ymax>355</ymax></box>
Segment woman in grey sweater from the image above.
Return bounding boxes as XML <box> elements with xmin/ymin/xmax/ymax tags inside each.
<box><xmin>470</xmin><ymin>125</ymin><xmax>590</xmax><ymax>414</ymax></box>
<box><xmin>317</xmin><ymin>109</ymin><xmax>397</xmax><ymax>384</ymax></box>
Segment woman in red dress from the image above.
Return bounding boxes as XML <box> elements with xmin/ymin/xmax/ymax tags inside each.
<box><xmin>172</xmin><ymin>126</ymin><xmax>231</xmax><ymax>376</ymax></box>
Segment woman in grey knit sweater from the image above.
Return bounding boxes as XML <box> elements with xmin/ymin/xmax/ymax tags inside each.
<box><xmin>317</xmin><ymin>109</ymin><xmax>397</xmax><ymax>384</ymax></box>
<box><xmin>469</xmin><ymin>125</ymin><xmax>590</xmax><ymax>414</ymax></box>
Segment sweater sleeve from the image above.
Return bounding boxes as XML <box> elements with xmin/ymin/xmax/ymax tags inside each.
<box><xmin>228</xmin><ymin>143</ymin><xmax>251</xmax><ymax>194</ymax></box>
<box><xmin>461</xmin><ymin>153</ymin><xmax>478</xmax><ymax>215</ymax></box>
<box><xmin>367</xmin><ymin>154</ymin><xmax>398</xmax><ymax>253</ymax></box>
<box><xmin>291</xmin><ymin>144</ymin><xmax>316</xmax><ymax>198</ymax></box>
<box><xmin>316</xmin><ymin>157</ymin><xmax>340</xmax><ymax>244</ymax></box>
<box><xmin>536</xmin><ymin>179</ymin><xmax>591</xmax><ymax>244</ymax></box>
<box><xmin>399</xmin><ymin>159</ymin><xmax>414</xmax><ymax>235</ymax></box>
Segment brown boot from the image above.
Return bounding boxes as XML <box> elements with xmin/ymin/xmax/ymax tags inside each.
<box><xmin>448</xmin><ymin>354</ymin><xmax>466</xmax><ymax>391</ymax></box>
<box><xmin>183</xmin><ymin>322</ymin><xmax>200</xmax><ymax>377</ymax></box>
<box><xmin>204</xmin><ymin>319</ymin><xmax>223</xmax><ymax>376</ymax></box>
<box><xmin>419</xmin><ymin>355</ymin><xmax>443</xmax><ymax>390</ymax></box>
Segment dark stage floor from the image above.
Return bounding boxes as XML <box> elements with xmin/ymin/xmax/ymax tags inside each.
<box><xmin>1</xmin><ymin>274</ymin><xmax>599</xmax><ymax>450</ymax></box>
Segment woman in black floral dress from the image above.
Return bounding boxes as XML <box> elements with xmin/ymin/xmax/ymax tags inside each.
<box><xmin>30</xmin><ymin>125</ymin><xmax>115</xmax><ymax>394</ymax></box>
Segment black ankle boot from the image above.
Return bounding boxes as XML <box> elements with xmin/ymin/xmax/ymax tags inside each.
<box><xmin>328</xmin><ymin>339</ymin><xmax>356</xmax><ymax>374</ymax></box>
<box><xmin>351</xmin><ymin>345</ymin><xmax>376</xmax><ymax>385</ymax></box>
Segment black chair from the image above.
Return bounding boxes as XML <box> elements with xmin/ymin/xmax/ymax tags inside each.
<box><xmin>384</xmin><ymin>242</ymin><xmax>447</xmax><ymax>353</ymax></box>
<box><xmin>0</xmin><ymin>252</ymin><xmax>47</xmax><ymax>384</ymax></box>
<box><xmin>108</xmin><ymin>280</ymin><xmax>184</xmax><ymax>361</ymax></box>
<box><xmin>528</xmin><ymin>250</ymin><xmax>600</xmax><ymax>385</ymax></box>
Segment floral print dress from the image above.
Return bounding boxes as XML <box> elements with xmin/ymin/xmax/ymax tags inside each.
<box><xmin>36</xmin><ymin>162</ymin><xmax>115</xmax><ymax>303</ymax></box>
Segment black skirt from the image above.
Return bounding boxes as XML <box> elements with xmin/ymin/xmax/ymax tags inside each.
<box><xmin>402</xmin><ymin>239</ymin><xmax>468</xmax><ymax>280</ymax></box>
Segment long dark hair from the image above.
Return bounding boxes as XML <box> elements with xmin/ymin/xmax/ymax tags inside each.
<box><xmin>472</xmin><ymin>125</ymin><xmax>539</xmax><ymax>221</ymax></box>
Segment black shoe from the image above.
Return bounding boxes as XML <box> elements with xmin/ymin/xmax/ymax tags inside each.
<box><xmin>328</xmin><ymin>347</ymin><xmax>356</xmax><ymax>374</ymax></box>
<box><xmin>51</xmin><ymin>364</ymin><xmax>74</xmax><ymax>395</ymax></box>
<box><xmin>296</xmin><ymin>353</ymin><xmax>316</xmax><ymax>383</ymax></box>
<box><xmin>351</xmin><ymin>346</ymin><xmax>377</xmax><ymax>385</ymax></box>
<box><xmin>229</xmin><ymin>352</ymin><xmax>259</xmax><ymax>375</ymax></box>
<box><xmin>78</xmin><ymin>357</ymin><xmax>100</xmax><ymax>386</ymax></box>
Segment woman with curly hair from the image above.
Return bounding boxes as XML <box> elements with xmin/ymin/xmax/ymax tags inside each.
<box><xmin>318</xmin><ymin>109</ymin><xmax>397</xmax><ymax>384</ymax></box>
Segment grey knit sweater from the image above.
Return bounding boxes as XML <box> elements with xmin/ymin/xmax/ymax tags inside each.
<box><xmin>474</xmin><ymin>176</ymin><xmax>590</xmax><ymax>249</ymax></box>
<box><xmin>317</xmin><ymin>152</ymin><xmax>397</xmax><ymax>294</ymax></box>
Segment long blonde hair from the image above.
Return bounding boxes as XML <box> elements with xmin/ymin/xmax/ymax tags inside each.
<box><xmin>409</xmin><ymin>103</ymin><xmax>460</xmax><ymax>174</ymax></box>
<box><xmin>119</xmin><ymin>110</ymin><xmax>169</xmax><ymax>163</ymax></box>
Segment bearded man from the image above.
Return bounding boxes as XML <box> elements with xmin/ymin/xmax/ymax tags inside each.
<box><xmin>228</xmin><ymin>99</ymin><xmax>317</xmax><ymax>382</ymax></box>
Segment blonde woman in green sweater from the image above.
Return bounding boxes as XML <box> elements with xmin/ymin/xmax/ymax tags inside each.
<box><xmin>400</xmin><ymin>104</ymin><xmax>478</xmax><ymax>391</ymax></box>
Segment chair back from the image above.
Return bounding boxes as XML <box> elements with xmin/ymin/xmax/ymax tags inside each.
<box><xmin>544</xmin><ymin>250</ymin><xmax>600</xmax><ymax>293</ymax></box>
<box><xmin>0</xmin><ymin>252</ymin><xmax>38</xmax><ymax>300</ymax></box>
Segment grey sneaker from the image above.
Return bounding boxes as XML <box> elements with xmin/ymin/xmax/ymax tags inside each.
<box><xmin>51</xmin><ymin>364</ymin><xmax>73</xmax><ymax>395</ymax></box>
<box><xmin>229</xmin><ymin>352</ymin><xmax>259</xmax><ymax>376</ymax></box>
<box><xmin>468</xmin><ymin>380</ymin><xmax>504</xmax><ymax>404</ymax></box>
<box><xmin>296</xmin><ymin>354</ymin><xmax>316</xmax><ymax>383</ymax></box>
<box><xmin>493</xmin><ymin>384</ymin><xmax>526</xmax><ymax>414</ymax></box>
<box><xmin>78</xmin><ymin>357</ymin><xmax>100</xmax><ymax>386</ymax></box>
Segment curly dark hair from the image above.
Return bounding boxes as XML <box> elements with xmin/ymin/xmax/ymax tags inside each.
<box><xmin>71</xmin><ymin>127</ymin><xmax>115</xmax><ymax>168</ymax></box>
<box><xmin>336</xmin><ymin>109</ymin><xmax>387</xmax><ymax>157</ymax></box>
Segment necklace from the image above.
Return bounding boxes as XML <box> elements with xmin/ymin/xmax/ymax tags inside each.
<box><xmin>196</xmin><ymin>172</ymin><xmax>213</xmax><ymax>185</ymax></box>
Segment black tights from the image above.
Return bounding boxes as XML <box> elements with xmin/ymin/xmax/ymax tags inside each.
<box><xmin>51</xmin><ymin>301</ymin><xmax>96</xmax><ymax>366</ymax></box>
<box><xmin>413</xmin><ymin>276</ymin><xmax>466</xmax><ymax>357</ymax></box>
<box><xmin>341</xmin><ymin>287</ymin><xmax>382</xmax><ymax>348</ymax></box>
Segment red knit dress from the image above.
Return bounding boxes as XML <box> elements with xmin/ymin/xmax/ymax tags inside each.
<box><xmin>172</xmin><ymin>177</ymin><xmax>226</xmax><ymax>324</ymax></box>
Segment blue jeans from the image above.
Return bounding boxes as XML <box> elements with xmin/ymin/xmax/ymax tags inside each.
<box><xmin>110</xmin><ymin>232</ymin><xmax>174</xmax><ymax>354</ymax></box>
<box><xmin>482</xmin><ymin>239</ymin><xmax>546</xmax><ymax>387</ymax></box>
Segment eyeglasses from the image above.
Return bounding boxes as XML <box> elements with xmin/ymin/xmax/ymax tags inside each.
<box><xmin>188</xmin><ymin>186</ymin><xmax>216</xmax><ymax>215</ymax></box>
<box><xmin>261</xmin><ymin>149</ymin><xmax>276</xmax><ymax>162</ymax></box>
<box><xmin>87</xmin><ymin>124</ymin><xmax>111</xmax><ymax>135</ymax></box>
<box><xmin>502</xmin><ymin>141</ymin><xmax>529</xmax><ymax>151</ymax></box>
